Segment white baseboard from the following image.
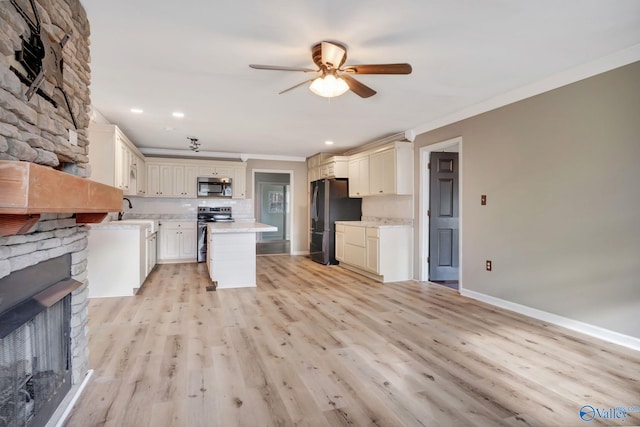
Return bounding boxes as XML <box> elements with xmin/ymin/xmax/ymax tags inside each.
<box><xmin>460</xmin><ymin>289</ymin><xmax>640</xmax><ymax>352</ymax></box>
<box><xmin>292</xmin><ymin>250</ymin><xmax>309</xmax><ymax>256</ymax></box>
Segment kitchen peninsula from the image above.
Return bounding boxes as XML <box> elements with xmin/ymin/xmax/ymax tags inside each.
<box><xmin>207</xmin><ymin>222</ymin><xmax>277</xmax><ymax>289</ymax></box>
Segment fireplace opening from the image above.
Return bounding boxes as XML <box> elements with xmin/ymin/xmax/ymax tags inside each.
<box><xmin>0</xmin><ymin>255</ymin><xmax>81</xmax><ymax>427</ymax></box>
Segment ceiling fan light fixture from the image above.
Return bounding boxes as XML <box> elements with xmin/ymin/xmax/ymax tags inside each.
<box><xmin>309</xmin><ymin>74</ymin><xmax>349</xmax><ymax>98</ymax></box>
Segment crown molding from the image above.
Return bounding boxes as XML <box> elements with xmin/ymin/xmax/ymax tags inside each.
<box><xmin>413</xmin><ymin>43</ymin><xmax>640</xmax><ymax>136</ymax></box>
<box><xmin>137</xmin><ymin>148</ymin><xmax>306</xmax><ymax>163</ymax></box>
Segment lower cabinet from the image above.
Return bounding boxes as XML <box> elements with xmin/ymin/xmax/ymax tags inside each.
<box><xmin>145</xmin><ymin>232</ymin><xmax>158</xmax><ymax>277</ymax></box>
<box><xmin>336</xmin><ymin>223</ymin><xmax>412</xmax><ymax>282</ymax></box>
<box><xmin>87</xmin><ymin>225</ymin><xmax>149</xmax><ymax>297</ymax></box>
<box><xmin>158</xmin><ymin>221</ymin><xmax>197</xmax><ymax>262</ymax></box>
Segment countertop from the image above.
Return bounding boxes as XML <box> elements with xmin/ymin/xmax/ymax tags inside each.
<box><xmin>335</xmin><ymin>221</ymin><xmax>412</xmax><ymax>229</ymax></box>
<box><xmin>207</xmin><ymin>222</ymin><xmax>277</xmax><ymax>233</ymax></box>
<box><xmin>88</xmin><ymin>222</ymin><xmax>150</xmax><ymax>231</ymax></box>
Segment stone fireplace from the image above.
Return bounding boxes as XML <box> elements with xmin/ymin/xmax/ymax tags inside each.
<box><xmin>0</xmin><ymin>254</ymin><xmax>80</xmax><ymax>426</ymax></box>
<box><xmin>0</xmin><ymin>1</ymin><xmax>119</xmax><ymax>425</ymax></box>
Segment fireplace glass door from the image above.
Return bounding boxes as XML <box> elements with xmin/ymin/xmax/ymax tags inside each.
<box><xmin>0</xmin><ymin>296</ymin><xmax>71</xmax><ymax>427</ymax></box>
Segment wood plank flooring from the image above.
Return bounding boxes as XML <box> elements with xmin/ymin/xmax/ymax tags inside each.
<box><xmin>64</xmin><ymin>256</ymin><xmax>640</xmax><ymax>427</ymax></box>
<box><xmin>256</xmin><ymin>240</ymin><xmax>291</xmax><ymax>255</ymax></box>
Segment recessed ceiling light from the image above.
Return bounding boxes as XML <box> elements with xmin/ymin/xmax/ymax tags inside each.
<box><xmin>325</xmin><ymin>140</ymin><xmax>334</xmax><ymax>145</ymax></box>
<box><xmin>172</xmin><ymin>111</ymin><xmax>185</xmax><ymax>118</ymax></box>
<box><xmin>130</xmin><ymin>108</ymin><xmax>143</xmax><ymax>114</ymax></box>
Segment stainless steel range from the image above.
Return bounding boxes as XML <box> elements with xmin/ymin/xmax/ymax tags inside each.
<box><xmin>197</xmin><ymin>206</ymin><xmax>234</xmax><ymax>262</ymax></box>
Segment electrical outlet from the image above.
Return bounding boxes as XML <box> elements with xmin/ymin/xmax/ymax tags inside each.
<box><xmin>486</xmin><ymin>260</ymin><xmax>492</xmax><ymax>271</ymax></box>
<box><xmin>481</xmin><ymin>195</ymin><xmax>487</xmax><ymax>205</ymax></box>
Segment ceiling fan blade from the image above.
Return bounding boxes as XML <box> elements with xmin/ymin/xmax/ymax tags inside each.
<box><xmin>249</xmin><ymin>64</ymin><xmax>317</xmax><ymax>72</ymax></box>
<box><xmin>341</xmin><ymin>74</ymin><xmax>376</xmax><ymax>98</ymax></box>
<box><xmin>278</xmin><ymin>78</ymin><xmax>317</xmax><ymax>95</ymax></box>
<box><xmin>342</xmin><ymin>63</ymin><xmax>412</xmax><ymax>75</ymax></box>
<box><xmin>321</xmin><ymin>41</ymin><xmax>347</xmax><ymax>69</ymax></box>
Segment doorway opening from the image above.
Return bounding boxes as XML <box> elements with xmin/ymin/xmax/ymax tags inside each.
<box><xmin>419</xmin><ymin>137</ymin><xmax>463</xmax><ymax>290</ymax></box>
<box><xmin>254</xmin><ymin>171</ymin><xmax>292</xmax><ymax>255</ymax></box>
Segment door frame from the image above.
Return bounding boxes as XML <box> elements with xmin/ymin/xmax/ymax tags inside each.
<box><xmin>252</xmin><ymin>169</ymin><xmax>294</xmax><ymax>255</ymax></box>
<box><xmin>256</xmin><ymin>181</ymin><xmax>289</xmax><ymax>241</ymax></box>
<box><xmin>419</xmin><ymin>137</ymin><xmax>463</xmax><ymax>290</ymax></box>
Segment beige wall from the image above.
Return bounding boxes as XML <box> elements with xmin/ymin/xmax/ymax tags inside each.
<box><xmin>245</xmin><ymin>159</ymin><xmax>308</xmax><ymax>254</ymax></box>
<box><xmin>414</xmin><ymin>61</ymin><xmax>640</xmax><ymax>338</ymax></box>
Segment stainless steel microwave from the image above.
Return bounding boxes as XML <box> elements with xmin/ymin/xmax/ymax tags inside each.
<box><xmin>197</xmin><ymin>177</ymin><xmax>232</xmax><ymax>197</ymax></box>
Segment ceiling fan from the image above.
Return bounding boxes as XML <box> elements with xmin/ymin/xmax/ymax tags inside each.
<box><xmin>249</xmin><ymin>41</ymin><xmax>412</xmax><ymax>98</ymax></box>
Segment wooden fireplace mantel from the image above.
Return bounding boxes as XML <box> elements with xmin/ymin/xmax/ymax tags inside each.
<box><xmin>0</xmin><ymin>160</ymin><xmax>123</xmax><ymax>236</ymax></box>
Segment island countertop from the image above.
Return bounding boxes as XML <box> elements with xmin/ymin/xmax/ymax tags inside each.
<box><xmin>207</xmin><ymin>222</ymin><xmax>277</xmax><ymax>233</ymax></box>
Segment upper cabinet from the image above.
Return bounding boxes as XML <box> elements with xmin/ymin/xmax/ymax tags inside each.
<box><xmin>146</xmin><ymin>158</ymin><xmax>246</xmax><ymax>199</ymax></box>
<box><xmin>307</xmin><ymin>153</ymin><xmax>349</xmax><ymax>182</ymax></box>
<box><xmin>172</xmin><ymin>165</ymin><xmax>198</xmax><ymax>198</ymax></box>
<box><xmin>348</xmin><ymin>156</ymin><xmax>370</xmax><ymax>198</ymax></box>
<box><xmin>233</xmin><ymin>166</ymin><xmax>247</xmax><ymax>199</ymax></box>
<box><xmin>88</xmin><ymin>123</ymin><xmax>146</xmax><ymax>196</ymax></box>
<box><xmin>347</xmin><ymin>141</ymin><xmax>413</xmax><ymax>197</ymax></box>
<box><xmin>198</xmin><ymin>165</ymin><xmax>234</xmax><ymax>178</ymax></box>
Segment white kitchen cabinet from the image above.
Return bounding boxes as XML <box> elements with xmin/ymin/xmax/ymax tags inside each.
<box><xmin>88</xmin><ymin>123</ymin><xmax>145</xmax><ymax>196</ymax></box>
<box><xmin>159</xmin><ymin>165</ymin><xmax>173</xmax><ymax>196</ymax></box>
<box><xmin>365</xmin><ymin>228</ymin><xmax>379</xmax><ymax>273</ymax></box>
<box><xmin>336</xmin><ymin>222</ymin><xmax>413</xmax><ymax>282</ymax></box>
<box><xmin>343</xmin><ymin>224</ymin><xmax>366</xmax><ymax>268</ymax></box>
<box><xmin>87</xmin><ymin>224</ymin><xmax>148</xmax><ymax>297</ymax></box>
<box><xmin>233</xmin><ymin>166</ymin><xmax>247</xmax><ymax>199</ymax></box>
<box><xmin>146</xmin><ymin>163</ymin><xmax>160</xmax><ymax>196</ymax></box>
<box><xmin>158</xmin><ymin>221</ymin><xmax>197</xmax><ymax>262</ymax></box>
<box><xmin>347</xmin><ymin>141</ymin><xmax>413</xmax><ymax>197</ymax></box>
<box><xmin>348</xmin><ymin>156</ymin><xmax>370</xmax><ymax>197</ymax></box>
<box><xmin>146</xmin><ymin>163</ymin><xmax>170</xmax><ymax>197</ymax></box>
<box><xmin>369</xmin><ymin>149</ymin><xmax>395</xmax><ymax>195</ymax></box>
<box><xmin>198</xmin><ymin>165</ymin><xmax>234</xmax><ymax>178</ymax></box>
<box><xmin>146</xmin><ymin>231</ymin><xmax>157</xmax><ymax>277</ymax></box>
<box><xmin>134</xmin><ymin>154</ymin><xmax>146</xmax><ymax>196</ymax></box>
<box><xmin>308</xmin><ymin>153</ymin><xmax>349</xmax><ymax>182</ymax></box>
<box><xmin>369</xmin><ymin>145</ymin><xmax>413</xmax><ymax>195</ymax></box>
<box><xmin>146</xmin><ymin>163</ymin><xmax>195</xmax><ymax>197</ymax></box>
<box><xmin>173</xmin><ymin>165</ymin><xmax>198</xmax><ymax>197</ymax></box>
<box><xmin>335</xmin><ymin>224</ymin><xmax>345</xmax><ymax>261</ymax></box>
<box><xmin>146</xmin><ymin>158</ymin><xmax>245</xmax><ymax>199</ymax></box>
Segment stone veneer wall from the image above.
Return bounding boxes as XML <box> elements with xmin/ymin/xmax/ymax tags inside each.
<box><xmin>0</xmin><ymin>215</ymin><xmax>90</xmax><ymax>383</ymax></box>
<box><xmin>0</xmin><ymin>0</ymin><xmax>93</xmax><ymax>388</ymax></box>
<box><xmin>0</xmin><ymin>0</ymin><xmax>91</xmax><ymax>174</ymax></box>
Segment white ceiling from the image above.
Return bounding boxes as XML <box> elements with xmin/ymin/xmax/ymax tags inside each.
<box><xmin>82</xmin><ymin>0</ymin><xmax>640</xmax><ymax>161</ymax></box>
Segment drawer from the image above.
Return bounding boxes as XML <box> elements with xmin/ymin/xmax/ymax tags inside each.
<box><xmin>336</xmin><ymin>224</ymin><xmax>345</xmax><ymax>232</ymax></box>
<box><xmin>366</xmin><ymin>227</ymin><xmax>379</xmax><ymax>238</ymax></box>
<box><xmin>344</xmin><ymin>243</ymin><xmax>366</xmax><ymax>269</ymax></box>
<box><xmin>344</xmin><ymin>225</ymin><xmax>366</xmax><ymax>247</ymax></box>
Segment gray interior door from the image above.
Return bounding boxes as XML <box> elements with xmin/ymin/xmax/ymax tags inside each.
<box><xmin>429</xmin><ymin>152</ymin><xmax>459</xmax><ymax>281</ymax></box>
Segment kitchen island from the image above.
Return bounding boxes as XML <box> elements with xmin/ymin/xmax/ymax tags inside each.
<box><xmin>207</xmin><ymin>222</ymin><xmax>277</xmax><ymax>289</ymax></box>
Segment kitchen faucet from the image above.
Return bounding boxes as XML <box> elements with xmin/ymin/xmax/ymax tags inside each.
<box><xmin>118</xmin><ymin>198</ymin><xmax>133</xmax><ymax>220</ymax></box>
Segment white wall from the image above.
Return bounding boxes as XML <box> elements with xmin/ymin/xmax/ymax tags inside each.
<box><xmin>414</xmin><ymin>61</ymin><xmax>640</xmax><ymax>339</ymax></box>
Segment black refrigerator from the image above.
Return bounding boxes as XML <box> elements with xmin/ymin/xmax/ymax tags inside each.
<box><xmin>310</xmin><ymin>178</ymin><xmax>362</xmax><ymax>265</ymax></box>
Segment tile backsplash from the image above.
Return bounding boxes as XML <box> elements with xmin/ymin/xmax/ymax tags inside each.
<box><xmin>119</xmin><ymin>197</ymin><xmax>254</xmax><ymax>220</ymax></box>
<box><xmin>361</xmin><ymin>195</ymin><xmax>413</xmax><ymax>225</ymax></box>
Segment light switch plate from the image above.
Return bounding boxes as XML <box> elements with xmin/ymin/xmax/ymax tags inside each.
<box><xmin>69</xmin><ymin>129</ymin><xmax>78</xmax><ymax>146</ymax></box>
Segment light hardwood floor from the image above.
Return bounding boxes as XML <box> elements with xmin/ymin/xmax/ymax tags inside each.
<box><xmin>65</xmin><ymin>256</ymin><xmax>640</xmax><ymax>427</ymax></box>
